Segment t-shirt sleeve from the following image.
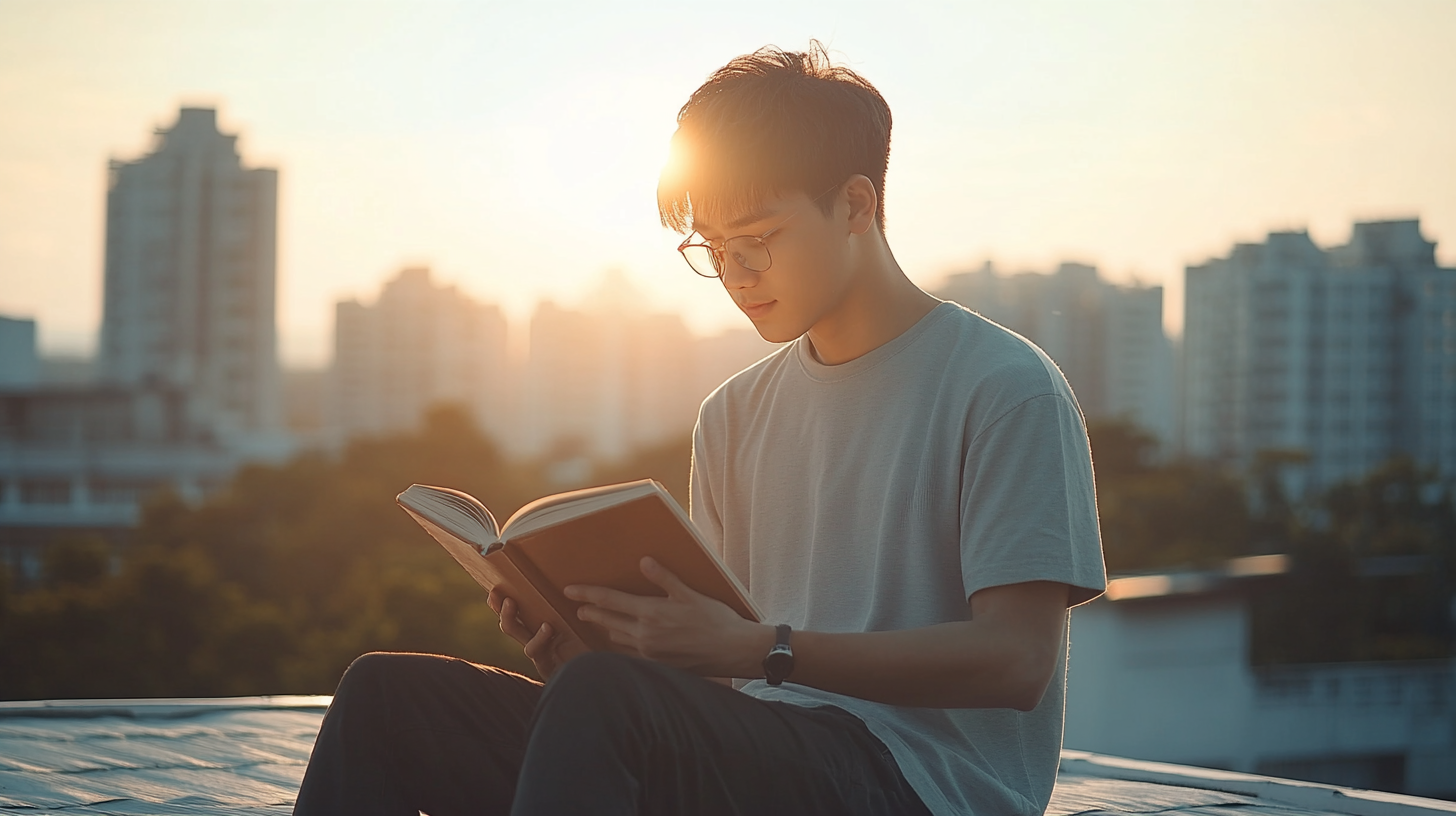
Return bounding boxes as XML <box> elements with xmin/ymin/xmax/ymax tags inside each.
<box><xmin>689</xmin><ymin>414</ymin><xmax>726</xmax><ymax>558</ymax></box>
<box><xmin>960</xmin><ymin>393</ymin><xmax>1106</xmax><ymax>607</ymax></box>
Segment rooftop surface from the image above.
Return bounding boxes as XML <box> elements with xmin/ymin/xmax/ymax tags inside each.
<box><xmin>2</xmin><ymin>697</ymin><xmax>1453</xmax><ymax>816</ymax></box>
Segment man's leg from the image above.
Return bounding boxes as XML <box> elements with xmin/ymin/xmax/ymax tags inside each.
<box><xmin>509</xmin><ymin>652</ymin><xmax>932</xmax><ymax>816</ymax></box>
<box><xmin>293</xmin><ymin>652</ymin><xmax>543</xmax><ymax>816</ymax></box>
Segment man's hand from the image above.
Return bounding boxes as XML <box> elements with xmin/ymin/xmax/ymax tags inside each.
<box><xmin>564</xmin><ymin>557</ymin><xmax>768</xmax><ymax>677</ymax></box>
<box><xmin>487</xmin><ymin>589</ymin><xmax>565</xmax><ymax>681</ymax></box>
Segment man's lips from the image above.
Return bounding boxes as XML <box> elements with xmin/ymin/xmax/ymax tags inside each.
<box><xmin>739</xmin><ymin>300</ymin><xmax>776</xmax><ymax>318</ymax></box>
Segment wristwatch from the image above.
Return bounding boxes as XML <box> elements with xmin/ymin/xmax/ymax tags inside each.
<box><xmin>762</xmin><ymin>624</ymin><xmax>795</xmax><ymax>686</ymax></box>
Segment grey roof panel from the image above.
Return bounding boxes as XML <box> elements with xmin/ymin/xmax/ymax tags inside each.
<box><xmin>2</xmin><ymin>697</ymin><xmax>1453</xmax><ymax>816</ymax></box>
<box><xmin>0</xmin><ymin>700</ymin><xmax>323</xmax><ymax>814</ymax></box>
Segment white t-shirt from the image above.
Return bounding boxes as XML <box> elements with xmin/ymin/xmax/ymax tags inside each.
<box><xmin>689</xmin><ymin>300</ymin><xmax>1107</xmax><ymax>816</ymax></box>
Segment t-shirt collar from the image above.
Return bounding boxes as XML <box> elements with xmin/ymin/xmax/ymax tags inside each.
<box><xmin>794</xmin><ymin>300</ymin><xmax>958</xmax><ymax>384</ymax></box>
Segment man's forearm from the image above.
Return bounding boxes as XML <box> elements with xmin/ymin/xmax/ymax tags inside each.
<box><xmin>566</xmin><ymin>561</ymin><xmax>1069</xmax><ymax>708</ymax></box>
<box><xmin>726</xmin><ymin>583</ymin><xmax>1069</xmax><ymax>710</ymax></box>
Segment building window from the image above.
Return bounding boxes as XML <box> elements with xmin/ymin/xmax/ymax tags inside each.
<box><xmin>89</xmin><ymin>479</ymin><xmax>161</xmax><ymax>505</ymax></box>
<box><xmin>20</xmin><ymin>480</ymin><xmax>72</xmax><ymax>505</ymax></box>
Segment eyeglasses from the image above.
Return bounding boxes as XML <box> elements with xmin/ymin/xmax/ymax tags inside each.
<box><xmin>676</xmin><ymin>184</ymin><xmax>842</xmax><ymax>279</ymax></box>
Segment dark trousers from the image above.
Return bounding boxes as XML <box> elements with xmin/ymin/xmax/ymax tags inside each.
<box><xmin>293</xmin><ymin>650</ymin><xmax>932</xmax><ymax>816</ymax></box>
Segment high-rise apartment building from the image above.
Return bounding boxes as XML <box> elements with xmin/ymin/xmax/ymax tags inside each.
<box><xmin>522</xmin><ymin>272</ymin><xmax>695</xmax><ymax>461</ymax></box>
<box><xmin>331</xmin><ymin>267</ymin><xmax>510</xmax><ymax>444</ymax></box>
<box><xmin>98</xmin><ymin>107</ymin><xmax>281</xmax><ymax>446</ymax></box>
<box><xmin>1181</xmin><ymin>219</ymin><xmax>1456</xmax><ymax>492</ymax></box>
<box><xmin>935</xmin><ymin>262</ymin><xmax>1175</xmax><ymax>445</ymax></box>
<box><xmin>519</xmin><ymin>270</ymin><xmax>777</xmax><ymax>462</ymax></box>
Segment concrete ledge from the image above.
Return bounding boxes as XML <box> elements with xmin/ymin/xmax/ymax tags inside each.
<box><xmin>0</xmin><ymin>695</ymin><xmax>332</xmax><ymax>719</ymax></box>
<box><xmin>1061</xmin><ymin>750</ymin><xmax>1456</xmax><ymax>816</ymax></box>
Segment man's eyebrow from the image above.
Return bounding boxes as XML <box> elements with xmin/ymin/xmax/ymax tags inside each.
<box><xmin>692</xmin><ymin>205</ymin><xmax>781</xmax><ymax>239</ymax></box>
<box><xmin>727</xmin><ymin>206</ymin><xmax>778</xmax><ymax>230</ymax></box>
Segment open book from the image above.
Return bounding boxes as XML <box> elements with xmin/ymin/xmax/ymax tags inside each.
<box><xmin>397</xmin><ymin>479</ymin><xmax>762</xmax><ymax>661</ymax></box>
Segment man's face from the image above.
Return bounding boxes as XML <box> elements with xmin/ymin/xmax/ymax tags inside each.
<box><xmin>691</xmin><ymin>189</ymin><xmax>852</xmax><ymax>343</ymax></box>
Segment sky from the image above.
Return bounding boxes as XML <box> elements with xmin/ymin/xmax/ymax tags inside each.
<box><xmin>1</xmin><ymin>0</ymin><xmax>1453</xmax><ymax>365</ymax></box>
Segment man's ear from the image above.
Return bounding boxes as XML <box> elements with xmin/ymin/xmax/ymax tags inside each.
<box><xmin>842</xmin><ymin>175</ymin><xmax>878</xmax><ymax>236</ymax></box>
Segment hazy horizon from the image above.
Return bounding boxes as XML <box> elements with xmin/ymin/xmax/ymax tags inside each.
<box><xmin>3</xmin><ymin>0</ymin><xmax>1453</xmax><ymax>365</ymax></box>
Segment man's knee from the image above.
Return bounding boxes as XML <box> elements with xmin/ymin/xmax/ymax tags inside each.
<box><xmin>537</xmin><ymin>652</ymin><xmax>673</xmax><ymax>719</ymax></box>
<box><xmin>340</xmin><ymin>650</ymin><xmax>422</xmax><ymax>681</ymax></box>
<box><xmin>335</xmin><ymin>652</ymin><xmax>456</xmax><ymax>700</ymax></box>
<box><xmin>548</xmin><ymin>651</ymin><xmax>659</xmax><ymax>692</ymax></box>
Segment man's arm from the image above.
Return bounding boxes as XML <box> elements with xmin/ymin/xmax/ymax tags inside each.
<box><xmin>771</xmin><ymin>580</ymin><xmax>1068</xmax><ymax>710</ymax></box>
<box><xmin>566</xmin><ymin>558</ymin><xmax>1070</xmax><ymax>710</ymax></box>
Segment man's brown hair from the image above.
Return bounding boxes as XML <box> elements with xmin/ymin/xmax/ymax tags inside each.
<box><xmin>658</xmin><ymin>42</ymin><xmax>893</xmax><ymax>235</ymax></box>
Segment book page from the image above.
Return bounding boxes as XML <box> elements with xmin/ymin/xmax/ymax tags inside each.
<box><xmin>499</xmin><ymin>480</ymin><xmax>659</xmax><ymax>540</ymax></box>
<box><xmin>398</xmin><ymin>485</ymin><xmax>500</xmax><ymax>547</ymax></box>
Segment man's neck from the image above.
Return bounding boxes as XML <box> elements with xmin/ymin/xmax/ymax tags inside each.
<box><xmin>804</xmin><ymin>244</ymin><xmax>940</xmax><ymax>366</ymax></box>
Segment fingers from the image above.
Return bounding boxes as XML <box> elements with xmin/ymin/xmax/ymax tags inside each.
<box><xmin>496</xmin><ymin>597</ymin><xmax>534</xmax><ymax>647</ymax></box>
<box><xmin>523</xmin><ymin>622</ymin><xmax>556</xmax><ymax>665</ymax></box>
<box><xmin>577</xmin><ymin>602</ymin><xmax>638</xmax><ymax>632</ymax></box>
<box><xmin>639</xmin><ymin>557</ymin><xmax>695</xmax><ymax>599</ymax></box>
<box><xmin>563</xmin><ymin>584</ymin><xmax>653</xmax><ymax>616</ymax></box>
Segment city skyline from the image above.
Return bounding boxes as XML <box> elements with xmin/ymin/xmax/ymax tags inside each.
<box><xmin>2</xmin><ymin>1</ymin><xmax>1454</xmax><ymax>365</ymax></box>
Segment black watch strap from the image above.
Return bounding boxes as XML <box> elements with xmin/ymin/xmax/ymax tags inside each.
<box><xmin>762</xmin><ymin>623</ymin><xmax>795</xmax><ymax>686</ymax></box>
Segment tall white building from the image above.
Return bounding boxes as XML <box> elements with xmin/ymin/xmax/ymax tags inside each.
<box><xmin>330</xmin><ymin>267</ymin><xmax>510</xmax><ymax>445</ymax></box>
<box><xmin>935</xmin><ymin>262</ymin><xmax>1176</xmax><ymax>445</ymax></box>
<box><xmin>1181</xmin><ymin>219</ymin><xmax>1456</xmax><ymax>491</ymax></box>
<box><xmin>98</xmin><ymin>107</ymin><xmax>282</xmax><ymax>448</ymax></box>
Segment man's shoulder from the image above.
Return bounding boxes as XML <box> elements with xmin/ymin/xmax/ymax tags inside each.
<box><xmin>699</xmin><ymin>340</ymin><xmax>796</xmax><ymax>418</ymax></box>
<box><xmin>931</xmin><ymin>303</ymin><xmax>1072</xmax><ymax>404</ymax></box>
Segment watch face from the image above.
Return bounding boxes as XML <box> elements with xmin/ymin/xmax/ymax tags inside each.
<box><xmin>763</xmin><ymin>650</ymin><xmax>794</xmax><ymax>683</ymax></box>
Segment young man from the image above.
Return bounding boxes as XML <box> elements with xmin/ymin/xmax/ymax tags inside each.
<box><xmin>294</xmin><ymin>44</ymin><xmax>1104</xmax><ymax>816</ymax></box>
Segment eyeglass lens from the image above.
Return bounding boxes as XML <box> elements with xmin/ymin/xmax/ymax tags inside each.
<box><xmin>683</xmin><ymin>237</ymin><xmax>772</xmax><ymax>278</ymax></box>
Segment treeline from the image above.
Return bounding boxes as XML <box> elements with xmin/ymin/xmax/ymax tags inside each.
<box><xmin>0</xmin><ymin>409</ymin><xmax>1451</xmax><ymax>700</ymax></box>
<box><xmin>1089</xmin><ymin>420</ymin><xmax>1456</xmax><ymax>664</ymax></box>
<box><xmin>0</xmin><ymin>407</ymin><xmax>691</xmax><ymax>700</ymax></box>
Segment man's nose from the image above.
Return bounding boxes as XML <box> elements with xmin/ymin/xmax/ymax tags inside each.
<box><xmin>719</xmin><ymin>256</ymin><xmax>760</xmax><ymax>289</ymax></box>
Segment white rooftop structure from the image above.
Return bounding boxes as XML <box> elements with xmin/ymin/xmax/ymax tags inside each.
<box><xmin>0</xmin><ymin>384</ymin><xmax>243</xmax><ymax>584</ymax></box>
<box><xmin>0</xmin><ymin>316</ymin><xmax>38</xmax><ymax>389</ymax></box>
<box><xmin>1066</xmin><ymin>557</ymin><xmax>1456</xmax><ymax>799</ymax></box>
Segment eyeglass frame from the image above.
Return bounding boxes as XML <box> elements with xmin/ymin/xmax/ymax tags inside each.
<box><xmin>676</xmin><ymin>182</ymin><xmax>845</xmax><ymax>279</ymax></box>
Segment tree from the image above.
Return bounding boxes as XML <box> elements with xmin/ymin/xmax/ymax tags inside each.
<box><xmin>0</xmin><ymin>406</ymin><xmax>544</xmax><ymax>699</ymax></box>
<box><xmin>1086</xmin><ymin>418</ymin><xmax>1252</xmax><ymax>573</ymax></box>
<box><xmin>1251</xmin><ymin>457</ymin><xmax>1456</xmax><ymax>665</ymax></box>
